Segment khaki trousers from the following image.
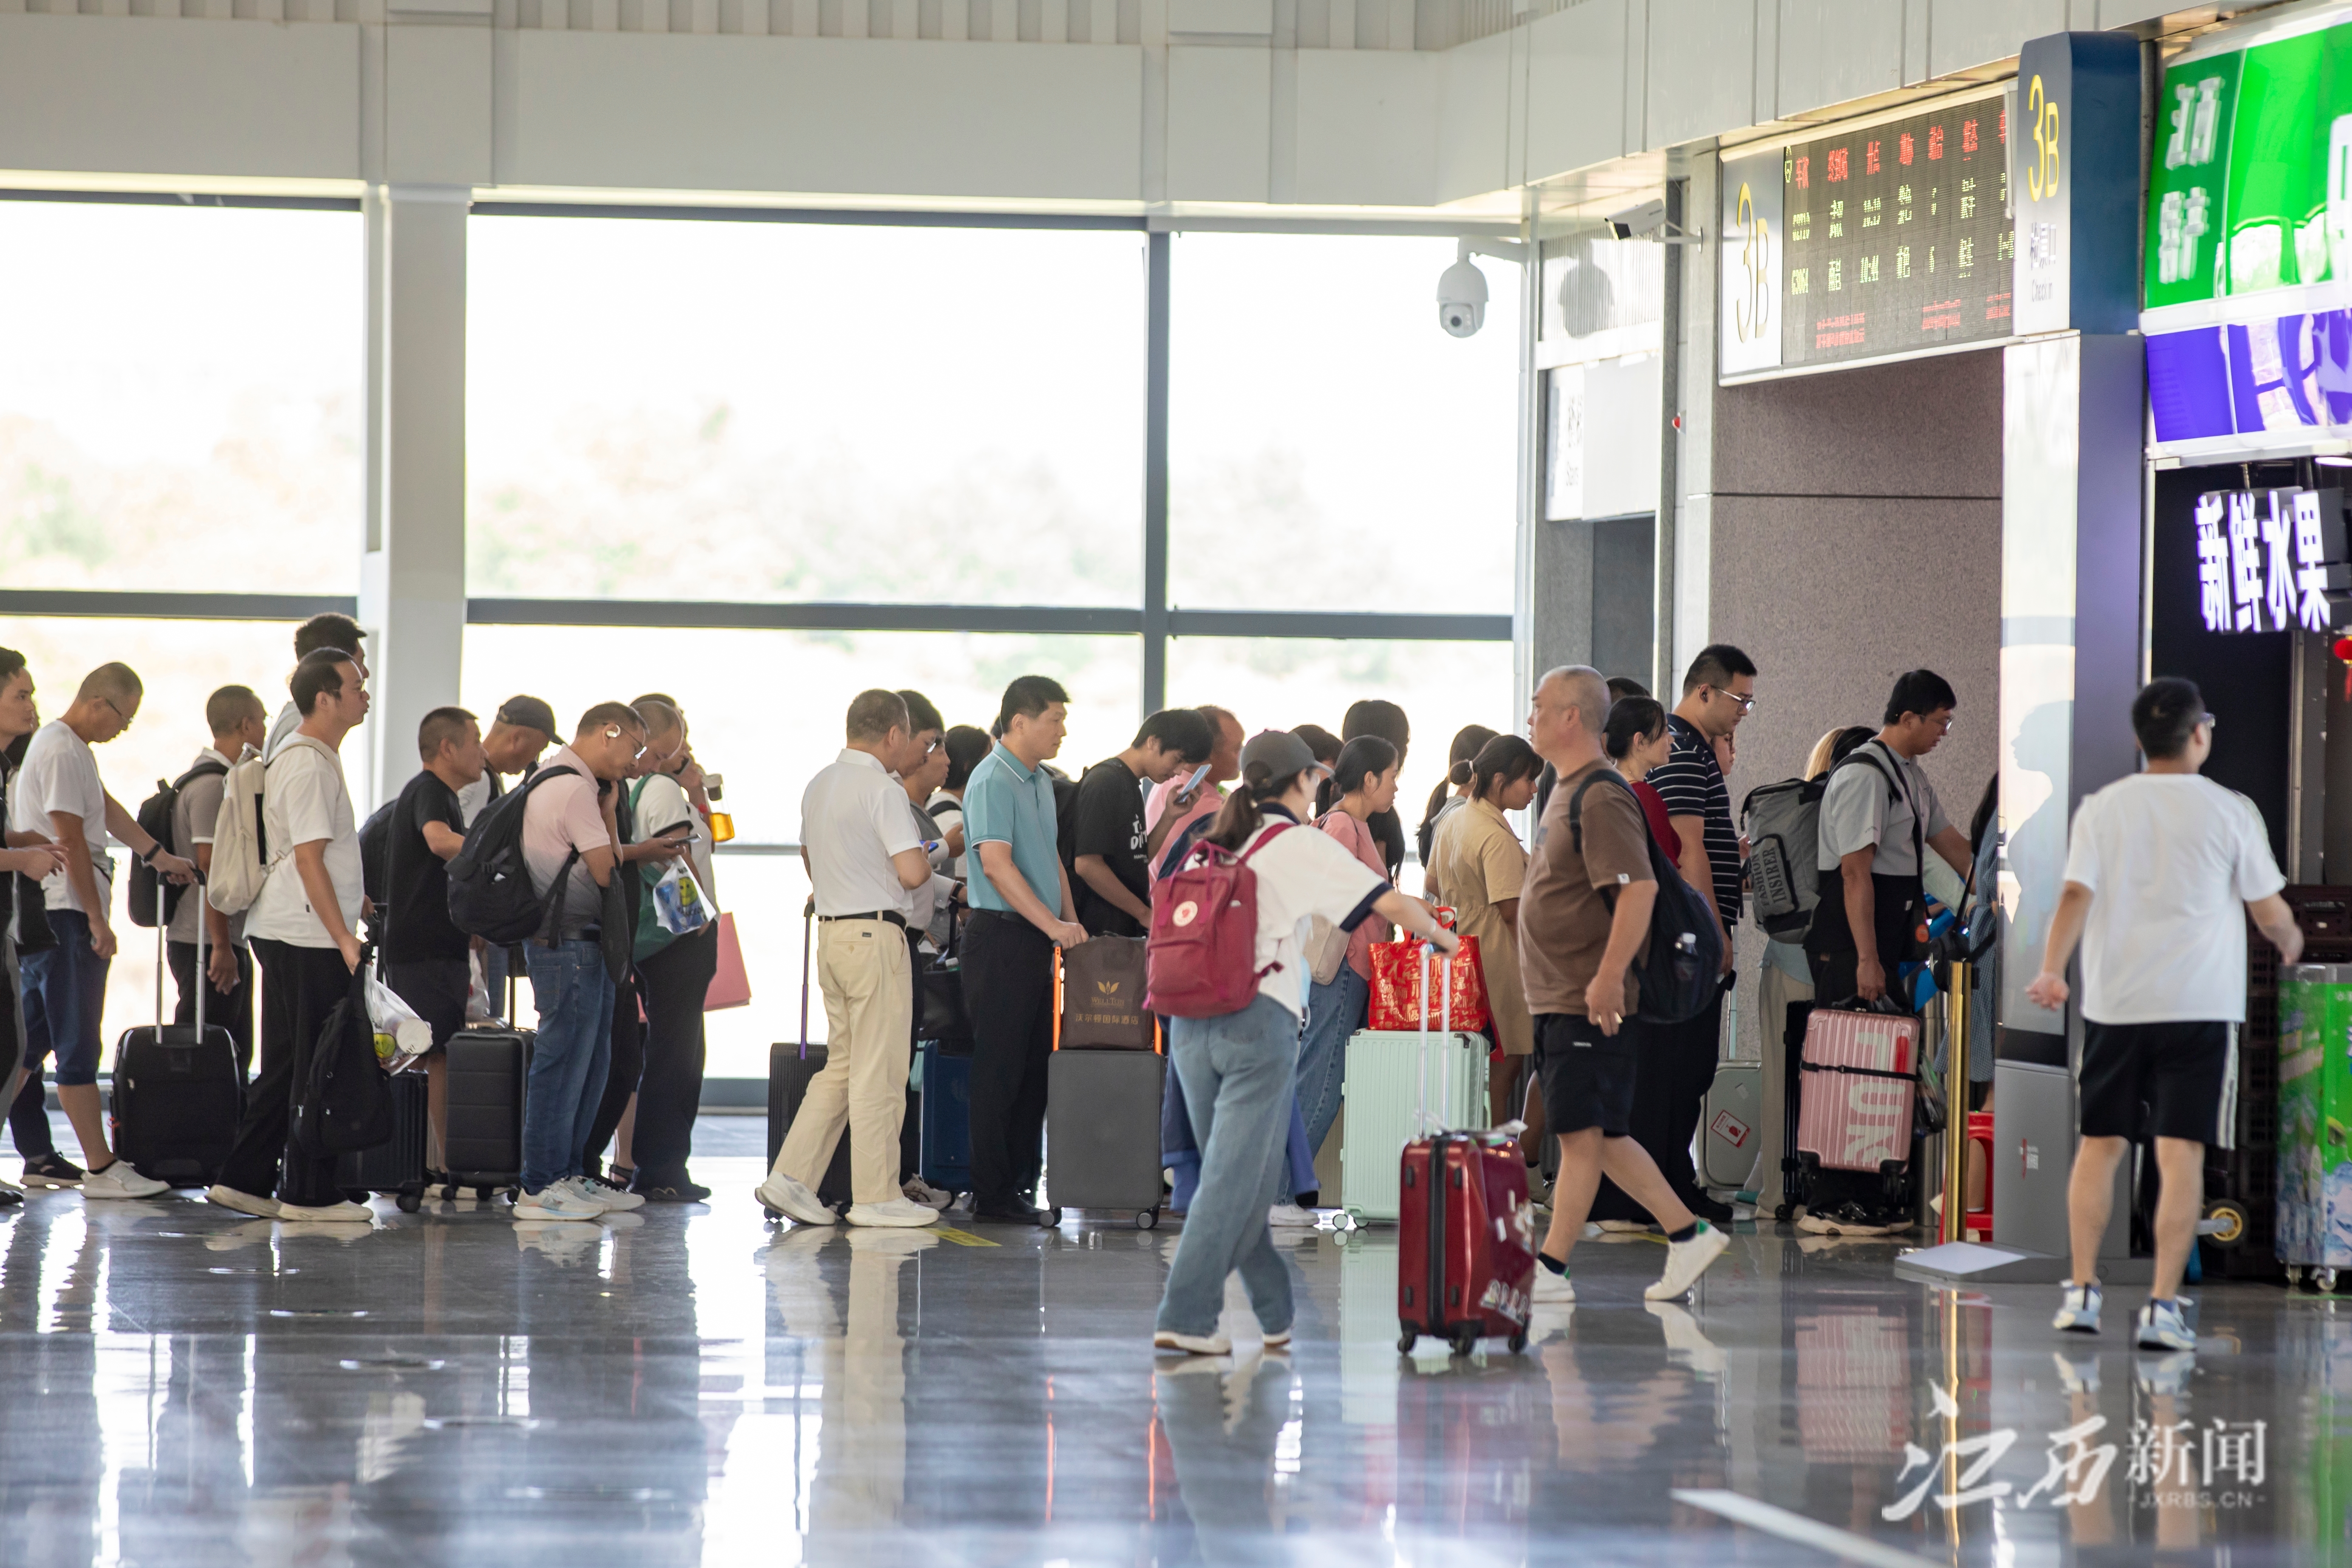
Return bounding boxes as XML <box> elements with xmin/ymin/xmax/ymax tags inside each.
<box><xmin>1755</xmin><ymin>962</ymin><xmax>1815</xmax><ymax>1213</ymax></box>
<box><xmin>773</xmin><ymin>918</ymin><xmax>913</xmax><ymax>1206</ymax></box>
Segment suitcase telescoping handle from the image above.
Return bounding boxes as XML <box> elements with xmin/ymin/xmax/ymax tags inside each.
<box><xmin>153</xmin><ymin>869</ymin><xmax>209</xmax><ymax>1036</ymax></box>
<box><xmin>1415</xmin><ymin>938</ymin><xmax>1453</xmax><ymax>1137</ymax></box>
<box><xmin>798</xmin><ymin>892</ymin><xmax>815</xmax><ymax>1060</ymax></box>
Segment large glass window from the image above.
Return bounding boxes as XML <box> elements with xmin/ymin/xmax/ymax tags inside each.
<box><xmin>1167</xmin><ymin>232</ymin><xmax>1520</xmax><ymax>614</ymax></box>
<box><xmin>1161</xmin><ymin>635</ymin><xmax>1516</xmax><ymax>895</ymax></box>
<box><xmin>0</xmin><ymin>201</ymin><xmax>363</xmax><ymax>593</ymax></box>
<box><xmin>462</xmin><ymin>626</ymin><xmax>1140</xmax><ymax>1077</ymax></box>
<box><xmin>466</xmin><ymin>217</ymin><xmax>1148</xmax><ymax>607</ymax></box>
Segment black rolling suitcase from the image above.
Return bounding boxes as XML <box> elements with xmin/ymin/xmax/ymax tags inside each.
<box><xmin>764</xmin><ymin>900</ymin><xmax>852</xmax><ymax>1215</ymax></box>
<box><xmin>338</xmin><ymin>1066</ymin><xmax>428</xmax><ymax>1211</ymax></box>
<box><xmin>1043</xmin><ymin>1045</ymin><xmax>1165</xmax><ymax>1229</ymax></box>
<box><xmin>445</xmin><ymin>1026</ymin><xmax>531</xmax><ymax>1198</ymax></box>
<box><xmin>110</xmin><ymin>881</ymin><xmax>243</xmax><ymax>1188</ymax></box>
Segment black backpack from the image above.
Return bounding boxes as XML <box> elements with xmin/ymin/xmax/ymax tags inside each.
<box><xmin>295</xmin><ymin>947</ymin><xmax>393</xmax><ymax>1158</ymax></box>
<box><xmin>1566</xmin><ymin>769</ymin><xmax>1724</xmax><ymax>1025</ymax></box>
<box><xmin>359</xmin><ymin>798</ymin><xmax>398</xmax><ymax>910</ymax></box>
<box><xmin>126</xmin><ymin>760</ymin><xmax>227</xmax><ymax>929</ymax></box>
<box><xmin>446</xmin><ymin>765</ymin><xmax>584</xmax><ymax>944</ymax></box>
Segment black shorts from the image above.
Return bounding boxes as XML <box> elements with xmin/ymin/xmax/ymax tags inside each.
<box><xmin>2077</xmin><ymin>1020</ymin><xmax>2236</xmax><ymax>1146</ymax></box>
<box><xmin>1532</xmin><ymin>1012</ymin><xmax>1643</xmax><ymax>1137</ymax></box>
<box><xmin>384</xmin><ymin>958</ymin><xmax>470</xmax><ymax>1053</ymax></box>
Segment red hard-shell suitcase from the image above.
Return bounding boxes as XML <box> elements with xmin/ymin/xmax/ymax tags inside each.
<box><xmin>1394</xmin><ymin>944</ymin><xmax>1535</xmax><ymax>1355</ymax></box>
<box><xmin>1795</xmin><ymin>1006</ymin><xmax>1920</xmax><ymax>1175</ymax></box>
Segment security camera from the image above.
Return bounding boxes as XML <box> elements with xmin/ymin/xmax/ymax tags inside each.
<box><xmin>1607</xmin><ymin>200</ymin><xmax>1666</xmax><ymax>240</ymax></box>
<box><xmin>1437</xmin><ymin>256</ymin><xmax>1489</xmax><ymax>337</ymax></box>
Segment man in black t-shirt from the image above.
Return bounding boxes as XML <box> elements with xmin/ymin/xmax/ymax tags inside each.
<box><xmin>1062</xmin><ymin>709</ymin><xmax>1214</xmax><ymax>938</ymax></box>
<box><xmin>384</xmin><ymin>707</ymin><xmax>487</xmax><ymax>1167</ymax></box>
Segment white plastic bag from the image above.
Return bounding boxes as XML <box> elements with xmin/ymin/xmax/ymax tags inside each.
<box><xmin>463</xmin><ymin>949</ymin><xmax>497</xmax><ymax>1023</ymax></box>
<box><xmin>364</xmin><ymin>966</ymin><xmax>436</xmax><ymax>1061</ymax></box>
<box><xmin>652</xmin><ymin>862</ymin><xmax>714</xmax><ymax>937</ymax></box>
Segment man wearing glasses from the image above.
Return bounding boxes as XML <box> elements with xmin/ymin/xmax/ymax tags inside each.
<box><xmin>9</xmin><ymin>661</ymin><xmax>195</xmax><ymax>1199</ymax></box>
<box><xmin>2029</xmin><ymin>678</ymin><xmax>2301</xmax><ymax>1354</ymax></box>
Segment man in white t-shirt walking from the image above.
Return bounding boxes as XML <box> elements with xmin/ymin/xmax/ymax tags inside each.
<box><xmin>10</xmin><ymin>662</ymin><xmax>196</xmax><ymax>1199</ymax></box>
<box><xmin>209</xmin><ymin>649</ymin><xmax>377</xmax><ymax>1223</ymax></box>
<box><xmin>2029</xmin><ymin>678</ymin><xmax>2304</xmax><ymax>1353</ymax></box>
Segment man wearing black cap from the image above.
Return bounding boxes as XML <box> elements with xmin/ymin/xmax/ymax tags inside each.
<box><xmin>455</xmin><ymin>695</ymin><xmax>556</xmax><ymax>1016</ymax></box>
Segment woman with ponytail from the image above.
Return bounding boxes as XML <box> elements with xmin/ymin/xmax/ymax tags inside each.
<box><xmin>1154</xmin><ymin>730</ymin><xmax>1454</xmax><ymax>1357</ymax></box>
<box><xmin>1416</xmin><ymin>724</ymin><xmax>1498</xmax><ymax>883</ymax></box>
<box><xmin>1288</xmin><ymin>735</ymin><xmax>1399</xmax><ymax>1189</ymax></box>
<box><xmin>1427</xmin><ymin>734</ymin><xmax>1544</xmax><ymax>1142</ymax></box>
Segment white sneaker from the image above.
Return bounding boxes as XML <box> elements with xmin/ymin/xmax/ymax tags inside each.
<box><xmin>2053</xmin><ymin>1281</ymin><xmax>2103</xmax><ymax>1334</ymax></box>
<box><xmin>1152</xmin><ymin>1328</ymin><xmax>1232</xmax><ymax>1356</ymax></box>
<box><xmin>1644</xmin><ymin>1220</ymin><xmax>1731</xmax><ymax>1301</ymax></box>
<box><xmin>1531</xmin><ymin>1266</ymin><xmax>1576</xmax><ymax>1305</ymax></box>
<box><xmin>902</xmin><ymin>1177</ymin><xmax>954</xmax><ymax>1211</ymax></box>
<box><xmin>2136</xmin><ymin>1298</ymin><xmax>2197</xmax><ymax>1353</ymax></box>
<box><xmin>755</xmin><ymin>1172</ymin><xmax>839</xmax><ymax>1227</ymax></box>
<box><xmin>846</xmin><ymin>1197</ymin><xmax>944</xmax><ymax>1228</ymax></box>
<box><xmin>568</xmin><ymin>1175</ymin><xmax>645</xmax><ymax>1214</ymax></box>
<box><xmin>82</xmin><ymin>1161</ymin><xmax>169</xmax><ymax>1200</ymax></box>
<box><xmin>1268</xmin><ymin>1203</ymin><xmax>1320</xmax><ymax>1228</ymax></box>
<box><xmin>1597</xmin><ymin>1219</ymin><xmax>1654</xmax><ymax>1233</ymax></box>
<box><xmin>513</xmin><ymin>1186</ymin><xmax>602</xmax><ymax>1222</ymax></box>
<box><xmin>205</xmin><ymin>1184</ymin><xmax>282</xmax><ymax>1220</ymax></box>
<box><xmin>276</xmin><ymin>1200</ymin><xmax>373</xmax><ymax>1224</ymax></box>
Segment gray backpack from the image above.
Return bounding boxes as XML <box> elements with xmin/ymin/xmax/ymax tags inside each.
<box><xmin>1740</xmin><ymin>749</ymin><xmax>1902</xmax><ymax>939</ymax></box>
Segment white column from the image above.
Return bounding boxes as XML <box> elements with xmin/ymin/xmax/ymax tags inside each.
<box><xmin>359</xmin><ymin>184</ymin><xmax>470</xmax><ymax>811</ymax></box>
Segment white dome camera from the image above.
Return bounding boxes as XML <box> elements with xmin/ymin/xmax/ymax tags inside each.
<box><xmin>1436</xmin><ymin>256</ymin><xmax>1489</xmax><ymax>338</ymax></box>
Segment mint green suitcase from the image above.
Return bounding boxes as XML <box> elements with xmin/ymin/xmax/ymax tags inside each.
<box><xmin>1338</xmin><ymin>1027</ymin><xmax>1487</xmax><ymax>1222</ymax></box>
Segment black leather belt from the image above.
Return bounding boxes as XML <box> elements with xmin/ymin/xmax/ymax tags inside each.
<box><xmin>819</xmin><ymin>910</ymin><xmax>907</xmax><ymax>929</ymax></box>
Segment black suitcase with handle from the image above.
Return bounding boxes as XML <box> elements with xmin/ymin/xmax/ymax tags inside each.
<box><xmin>337</xmin><ymin>1066</ymin><xmax>428</xmax><ymax>1212</ymax></box>
<box><xmin>763</xmin><ymin>899</ymin><xmax>855</xmax><ymax>1215</ymax></box>
<box><xmin>110</xmin><ymin>881</ymin><xmax>243</xmax><ymax>1188</ymax></box>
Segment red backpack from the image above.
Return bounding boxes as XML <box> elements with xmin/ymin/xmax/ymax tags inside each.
<box><xmin>1144</xmin><ymin>823</ymin><xmax>1293</xmax><ymax>1018</ymax></box>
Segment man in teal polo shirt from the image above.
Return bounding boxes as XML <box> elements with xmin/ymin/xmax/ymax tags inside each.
<box><xmin>963</xmin><ymin>674</ymin><xmax>1088</xmax><ymax>1226</ymax></box>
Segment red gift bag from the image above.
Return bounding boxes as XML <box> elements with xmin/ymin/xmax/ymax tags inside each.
<box><xmin>1367</xmin><ymin>910</ymin><xmax>1490</xmax><ymax>1033</ymax></box>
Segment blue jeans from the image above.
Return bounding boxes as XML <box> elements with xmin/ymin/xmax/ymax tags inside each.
<box><xmin>1157</xmin><ymin>994</ymin><xmax>1299</xmax><ymax>1339</ymax></box>
<box><xmin>20</xmin><ymin>908</ymin><xmax>110</xmax><ymax>1085</ymax></box>
<box><xmin>522</xmin><ymin>940</ymin><xmax>616</xmax><ymax>1194</ymax></box>
<box><xmin>1296</xmin><ymin>965</ymin><xmax>1366</xmax><ymax>1160</ymax></box>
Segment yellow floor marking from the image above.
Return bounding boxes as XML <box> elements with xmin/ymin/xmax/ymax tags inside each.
<box><xmin>931</xmin><ymin>1227</ymin><xmax>1000</xmax><ymax>1248</ymax></box>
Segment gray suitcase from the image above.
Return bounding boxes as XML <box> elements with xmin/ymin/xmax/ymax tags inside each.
<box><xmin>1044</xmin><ymin>1047</ymin><xmax>1165</xmax><ymax>1229</ymax></box>
<box><xmin>1700</xmin><ymin>1060</ymin><xmax>1763</xmax><ymax>1193</ymax></box>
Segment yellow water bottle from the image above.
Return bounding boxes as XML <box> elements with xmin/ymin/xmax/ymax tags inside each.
<box><xmin>704</xmin><ymin>771</ymin><xmax>734</xmax><ymax>842</ymax></box>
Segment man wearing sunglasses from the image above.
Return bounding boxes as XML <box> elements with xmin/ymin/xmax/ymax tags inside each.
<box><xmin>2030</xmin><ymin>678</ymin><xmax>2301</xmax><ymax>1354</ymax></box>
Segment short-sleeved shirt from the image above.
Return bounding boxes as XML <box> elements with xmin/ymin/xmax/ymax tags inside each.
<box><xmin>634</xmin><ymin>771</ymin><xmax>716</xmax><ymax>906</ymax></box>
<box><xmin>1228</xmin><ymin>810</ymin><xmax>1389</xmax><ymax>1018</ymax></box>
<box><xmin>1816</xmin><ymin>738</ymin><xmax>1951</xmax><ymax>879</ymax></box>
<box><xmin>799</xmin><ymin>749</ymin><xmax>922</xmax><ymax>918</ymax></box>
<box><xmin>167</xmin><ymin>748</ymin><xmax>242</xmax><ymax>946</ymax></box>
<box><xmin>456</xmin><ymin>767</ymin><xmax>511</xmax><ymax>829</ymax></box>
<box><xmin>963</xmin><ymin>743</ymin><xmax>1064</xmax><ymax>917</ymax></box>
<box><xmin>925</xmin><ymin>789</ymin><xmax>967</xmax><ymax>880</ymax></box>
<box><xmin>520</xmin><ymin>746</ymin><xmax>612</xmax><ymax>935</ymax></box>
<box><xmin>1519</xmin><ymin>760</ymin><xmax>1656</xmax><ymax>1016</ymax></box>
<box><xmin>1065</xmin><ymin>757</ymin><xmax>1150</xmax><ymax>938</ymax></box>
<box><xmin>2063</xmin><ymin>773</ymin><xmax>2284</xmax><ymax>1024</ymax></box>
<box><xmin>262</xmin><ymin>700</ymin><xmax>302</xmax><ymax>762</ymax></box>
<box><xmin>1427</xmin><ymin>797</ymin><xmax>1532</xmax><ymax>1057</ymax></box>
<box><xmin>1317</xmin><ymin>808</ymin><xmax>1393</xmax><ymax>980</ymax></box>
<box><xmin>384</xmin><ymin>768</ymin><xmax>468</xmax><ymax>963</ymax></box>
<box><xmin>10</xmin><ymin>720</ymin><xmax>113</xmax><ymax>917</ymax></box>
<box><xmin>1144</xmin><ymin>774</ymin><xmax>1223</xmax><ymax>851</ymax></box>
<box><xmin>1648</xmin><ymin>714</ymin><xmax>1739</xmax><ymax>925</ymax></box>
<box><xmin>245</xmin><ymin>736</ymin><xmax>364</xmax><ymax>949</ymax></box>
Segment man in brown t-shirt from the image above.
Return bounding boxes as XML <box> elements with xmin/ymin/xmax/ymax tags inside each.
<box><xmin>1518</xmin><ymin>665</ymin><xmax>1729</xmax><ymax>1308</ymax></box>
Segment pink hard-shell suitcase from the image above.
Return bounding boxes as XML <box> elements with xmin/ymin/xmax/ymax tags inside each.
<box><xmin>1794</xmin><ymin>1007</ymin><xmax>1919</xmax><ymax>1177</ymax></box>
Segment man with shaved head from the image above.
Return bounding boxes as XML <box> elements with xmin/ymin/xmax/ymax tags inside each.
<box><xmin>1516</xmin><ymin>665</ymin><xmax>1728</xmax><ymax>1307</ymax></box>
<box><xmin>8</xmin><ymin>662</ymin><xmax>195</xmax><ymax>1198</ymax></box>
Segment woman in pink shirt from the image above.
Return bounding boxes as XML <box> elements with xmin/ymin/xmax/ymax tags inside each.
<box><xmin>1294</xmin><ymin>735</ymin><xmax>1398</xmax><ymax>1161</ymax></box>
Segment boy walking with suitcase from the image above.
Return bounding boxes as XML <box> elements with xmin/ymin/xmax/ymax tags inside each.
<box><xmin>2028</xmin><ymin>678</ymin><xmax>2304</xmax><ymax>1353</ymax></box>
<box><xmin>1519</xmin><ymin>667</ymin><xmax>1728</xmax><ymax>1305</ymax></box>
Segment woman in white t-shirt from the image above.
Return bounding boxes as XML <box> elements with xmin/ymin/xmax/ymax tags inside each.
<box><xmin>1153</xmin><ymin>729</ymin><xmax>1455</xmax><ymax>1357</ymax></box>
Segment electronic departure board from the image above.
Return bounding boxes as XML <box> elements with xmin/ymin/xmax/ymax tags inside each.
<box><xmin>1779</xmin><ymin>99</ymin><xmax>2016</xmax><ymax>369</ymax></box>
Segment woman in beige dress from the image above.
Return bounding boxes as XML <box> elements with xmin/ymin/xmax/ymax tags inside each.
<box><xmin>1426</xmin><ymin>734</ymin><xmax>1545</xmax><ymax>1147</ymax></box>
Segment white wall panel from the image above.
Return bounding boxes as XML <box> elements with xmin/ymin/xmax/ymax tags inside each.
<box><xmin>1926</xmin><ymin>0</ymin><xmax>2059</xmax><ymax>80</ymax></box>
<box><xmin>1579</xmin><ymin>352</ymin><xmax>1658</xmax><ymax>519</ymax></box>
<box><xmin>1523</xmin><ymin>0</ymin><xmax>1624</xmax><ymax>185</ymax></box>
<box><xmin>1643</xmin><ymin>0</ymin><xmax>1750</xmax><ymax>151</ymax></box>
<box><xmin>1293</xmin><ymin>49</ymin><xmax>1437</xmax><ymax>206</ymax></box>
<box><xmin>1433</xmin><ymin>28</ymin><xmax>1511</xmax><ymax>203</ymax></box>
<box><xmin>0</xmin><ymin>14</ymin><xmax>361</xmax><ymax>180</ymax></box>
<box><xmin>386</xmin><ymin>24</ymin><xmax>495</xmax><ymax>184</ymax></box>
<box><xmin>1773</xmin><ymin>0</ymin><xmax>1899</xmax><ymax>118</ymax></box>
<box><xmin>1166</xmin><ymin>45</ymin><xmax>1270</xmax><ymax>200</ymax></box>
<box><xmin>496</xmin><ymin>31</ymin><xmax>1144</xmax><ymax>197</ymax></box>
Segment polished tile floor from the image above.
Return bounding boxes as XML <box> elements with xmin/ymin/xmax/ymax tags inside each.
<box><xmin>0</xmin><ymin>1124</ymin><xmax>2335</xmax><ymax>1566</ymax></box>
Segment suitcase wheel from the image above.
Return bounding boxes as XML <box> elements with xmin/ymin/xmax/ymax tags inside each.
<box><xmin>1506</xmin><ymin>1330</ymin><xmax>1527</xmax><ymax>1354</ymax></box>
<box><xmin>1448</xmin><ymin>1326</ymin><xmax>1478</xmax><ymax>1357</ymax></box>
<box><xmin>1397</xmin><ymin>1329</ymin><xmax>1418</xmax><ymax>1354</ymax></box>
<box><xmin>762</xmin><ymin>1206</ymin><xmax>784</xmax><ymax>1223</ymax></box>
<box><xmin>1135</xmin><ymin>1209</ymin><xmax>1158</xmax><ymax>1231</ymax></box>
<box><xmin>396</xmin><ymin>1193</ymin><xmax>421</xmax><ymax>1214</ymax></box>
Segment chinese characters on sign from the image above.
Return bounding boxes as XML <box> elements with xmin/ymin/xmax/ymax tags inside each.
<box><xmin>1779</xmin><ymin>98</ymin><xmax>2016</xmax><ymax>369</ymax></box>
<box><xmin>2194</xmin><ymin>488</ymin><xmax>2348</xmax><ymax>636</ymax></box>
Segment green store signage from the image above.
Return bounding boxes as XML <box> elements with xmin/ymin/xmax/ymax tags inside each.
<box><xmin>2144</xmin><ymin>5</ymin><xmax>2352</xmax><ymax>316</ymax></box>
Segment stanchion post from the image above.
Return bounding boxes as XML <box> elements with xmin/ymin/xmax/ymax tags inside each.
<box><xmin>1942</xmin><ymin>960</ymin><xmax>1972</xmax><ymax>1244</ymax></box>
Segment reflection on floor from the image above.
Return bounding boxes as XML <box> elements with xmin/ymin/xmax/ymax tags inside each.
<box><xmin>0</xmin><ymin>1156</ymin><xmax>2329</xmax><ymax>1565</ymax></box>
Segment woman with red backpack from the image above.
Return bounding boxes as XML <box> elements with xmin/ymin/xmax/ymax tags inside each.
<box><xmin>1149</xmin><ymin>729</ymin><xmax>1454</xmax><ymax>1357</ymax></box>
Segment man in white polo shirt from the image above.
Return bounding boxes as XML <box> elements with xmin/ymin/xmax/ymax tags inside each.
<box><xmin>757</xmin><ymin>688</ymin><xmax>940</xmax><ymax>1229</ymax></box>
